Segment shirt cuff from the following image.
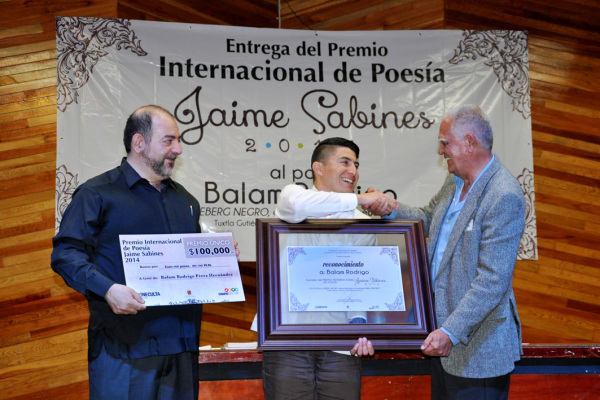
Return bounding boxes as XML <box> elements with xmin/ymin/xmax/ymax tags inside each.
<box><xmin>89</xmin><ymin>273</ymin><xmax>117</xmax><ymax>298</ymax></box>
<box><xmin>383</xmin><ymin>209</ymin><xmax>399</xmax><ymax>219</ymax></box>
<box><xmin>347</xmin><ymin>193</ymin><xmax>359</xmax><ymax>210</ymax></box>
<box><xmin>348</xmin><ymin>317</ymin><xmax>367</xmax><ymax>324</ymax></box>
<box><xmin>441</xmin><ymin>327</ymin><xmax>460</xmax><ymax>346</ymax></box>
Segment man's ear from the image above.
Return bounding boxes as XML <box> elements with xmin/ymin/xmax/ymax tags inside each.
<box><xmin>132</xmin><ymin>133</ymin><xmax>146</xmax><ymax>154</ymax></box>
<box><xmin>465</xmin><ymin>134</ymin><xmax>478</xmax><ymax>151</ymax></box>
<box><xmin>312</xmin><ymin>161</ymin><xmax>323</xmax><ymax>177</ymax></box>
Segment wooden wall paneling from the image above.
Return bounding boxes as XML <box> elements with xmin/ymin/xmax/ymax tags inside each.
<box><xmin>280</xmin><ymin>0</ymin><xmax>444</xmax><ymax>30</ymax></box>
<box><xmin>0</xmin><ymin>2</ymin><xmax>118</xmax><ymax>399</ymax></box>
<box><xmin>445</xmin><ymin>0</ymin><xmax>600</xmax><ymax>54</ymax></box>
<box><xmin>444</xmin><ymin>0</ymin><xmax>600</xmax><ymax>345</ymax></box>
<box><xmin>277</xmin><ymin>0</ymin><xmax>600</xmax><ymax>346</ymax></box>
<box><xmin>198</xmin><ymin>380</ymin><xmax>265</xmax><ymax>400</ymax></box>
<box><xmin>1</xmin><ymin>0</ymin><xmax>599</xmax><ymax>398</ymax></box>
<box><xmin>199</xmin><ymin>262</ymin><xmax>257</xmax><ymax>346</ymax></box>
<box><xmin>117</xmin><ymin>0</ymin><xmax>279</xmax><ymax>27</ymax></box>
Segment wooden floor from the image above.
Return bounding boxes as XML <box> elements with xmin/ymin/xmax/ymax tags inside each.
<box><xmin>6</xmin><ymin>375</ymin><xmax>598</xmax><ymax>400</ymax></box>
<box><xmin>1</xmin><ymin>0</ymin><xmax>599</xmax><ymax>399</ymax></box>
<box><xmin>197</xmin><ymin>375</ymin><xmax>600</xmax><ymax>400</ymax></box>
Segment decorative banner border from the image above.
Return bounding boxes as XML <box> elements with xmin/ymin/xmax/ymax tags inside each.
<box><xmin>55</xmin><ymin>17</ymin><xmax>537</xmax><ymax>260</ymax></box>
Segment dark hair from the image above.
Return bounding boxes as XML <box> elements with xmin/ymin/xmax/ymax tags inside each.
<box><xmin>310</xmin><ymin>137</ymin><xmax>360</xmax><ymax>166</ymax></box>
<box><xmin>123</xmin><ymin>105</ymin><xmax>174</xmax><ymax>153</ymax></box>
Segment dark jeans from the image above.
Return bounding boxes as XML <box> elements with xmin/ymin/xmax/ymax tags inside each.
<box><xmin>89</xmin><ymin>345</ymin><xmax>199</xmax><ymax>400</ymax></box>
<box><xmin>431</xmin><ymin>357</ymin><xmax>511</xmax><ymax>400</ymax></box>
<box><xmin>262</xmin><ymin>350</ymin><xmax>362</xmax><ymax>400</ymax></box>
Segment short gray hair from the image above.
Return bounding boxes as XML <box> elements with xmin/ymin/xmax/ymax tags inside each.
<box><xmin>445</xmin><ymin>105</ymin><xmax>493</xmax><ymax>150</ymax></box>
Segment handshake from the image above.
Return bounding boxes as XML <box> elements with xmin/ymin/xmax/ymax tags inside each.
<box><xmin>356</xmin><ymin>187</ymin><xmax>398</xmax><ymax>216</ymax></box>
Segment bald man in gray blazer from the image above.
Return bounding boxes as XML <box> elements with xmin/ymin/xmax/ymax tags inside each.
<box><xmin>369</xmin><ymin>105</ymin><xmax>526</xmax><ymax>399</ymax></box>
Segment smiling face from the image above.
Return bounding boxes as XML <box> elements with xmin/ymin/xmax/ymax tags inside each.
<box><xmin>141</xmin><ymin>113</ymin><xmax>182</xmax><ymax>180</ymax></box>
<box><xmin>313</xmin><ymin>146</ymin><xmax>359</xmax><ymax>193</ymax></box>
<box><xmin>437</xmin><ymin>117</ymin><xmax>470</xmax><ymax>179</ymax></box>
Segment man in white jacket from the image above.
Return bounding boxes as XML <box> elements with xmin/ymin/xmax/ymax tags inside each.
<box><xmin>261</xmin><ymin>137</ymin><xmax>397</xmax><ymax>400</ymax></box>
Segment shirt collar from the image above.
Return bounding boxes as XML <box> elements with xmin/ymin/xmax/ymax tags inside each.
<box><xmin>119</xmin><ymin>157</ymin><xmax>176</xmax><ymax>189</ymax></box>
<box><xmin>453</xmin><ymin>153</ymin><xmax>495</xmax><ymax>199</ymax></box>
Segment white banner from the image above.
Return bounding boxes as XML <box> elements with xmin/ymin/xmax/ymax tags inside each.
<box><xmin>55</xmin><ymin>18</ymin><xmax>537</xmax><ymax>261</ymax></box>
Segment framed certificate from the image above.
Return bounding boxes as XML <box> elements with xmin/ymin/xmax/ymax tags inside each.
<box><xmin>256</xmin><ymin>218</ymin><xmax>435</xmax><ymax>350</ymax></box>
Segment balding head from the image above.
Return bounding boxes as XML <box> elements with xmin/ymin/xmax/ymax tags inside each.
<box><xmin>123</xmin><ymin>105</ymin><xmax>175</xmax><ymax>154</ymax></box>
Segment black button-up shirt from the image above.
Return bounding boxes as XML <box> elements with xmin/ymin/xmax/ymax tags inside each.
<box><xmin>52</xmin><ymin>159</ymin><xmax>202</xmax><ymax>360</ymax></box>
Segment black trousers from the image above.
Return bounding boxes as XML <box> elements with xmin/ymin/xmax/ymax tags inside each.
<box><xmin>89</xmin><ymin>346</ymin><xmax>199</xmax><ymax>400</ymax></box>
<box><xmin>430</xmin><ymin>357</ymin><xmax>511</xmax><ymax>400</ymax></box>
<box><xmin>262</xmin><ymin>350</ymin><xmax>362</xmax><ymax>400</ymax></box>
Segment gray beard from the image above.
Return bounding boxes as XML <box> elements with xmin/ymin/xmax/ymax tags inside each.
<box><xmin>143</xmin><ymin>152</ymin><xmax>175</xmax><ymax>178</ymax></box>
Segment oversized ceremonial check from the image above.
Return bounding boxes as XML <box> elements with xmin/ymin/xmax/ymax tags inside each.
<box><xmin>119</xmin><ymin>233</ymin><xmax>245</xmax><ymax>306</ymax></box>
<box><xmin>287</xmin><ymin>246</ymin><xmax>405</xmax><ymax>312</ymax></box>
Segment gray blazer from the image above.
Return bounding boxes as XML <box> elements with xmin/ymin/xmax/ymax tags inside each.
<box><xmin>394</xmin><ymin>157</ymin><xmax>526</xmax><ymax>378</ymax></box>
